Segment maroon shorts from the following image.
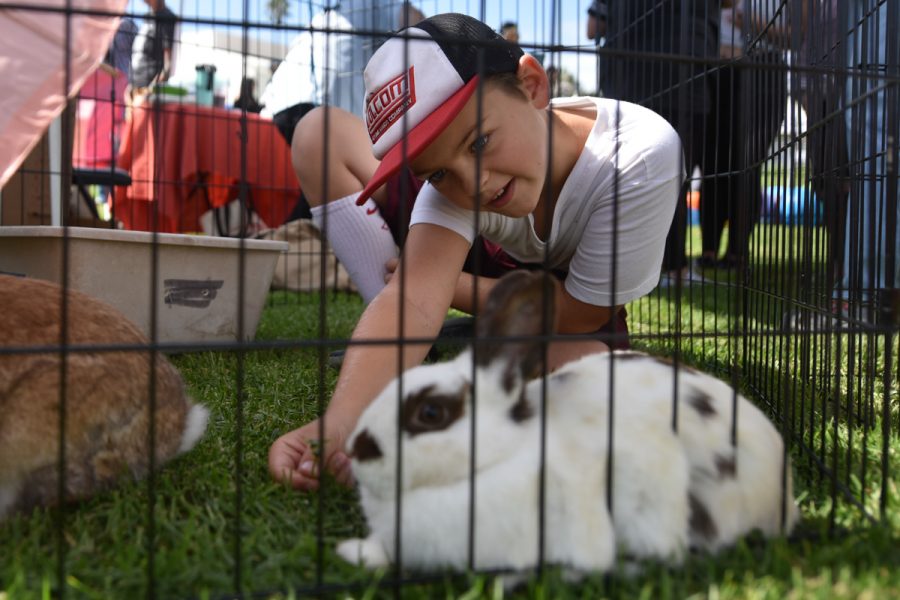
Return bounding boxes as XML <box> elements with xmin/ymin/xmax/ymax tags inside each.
<box><xmin>379</xmin><ymin>168</ymin><xmax>519</xmax><ymax>279</ymax></box>
<box><xmin>378</xmin><ymin>168</ymin><xmax>630</xmax><ymax>349</ymax></box>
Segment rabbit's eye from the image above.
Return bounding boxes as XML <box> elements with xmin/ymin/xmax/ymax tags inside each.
<box><xmin>417</xmin><ymin>402</ymin><xmax>447</xmax><ymax>426</ymax></box>
<box><xmin>401</xmin><ymin>385</ymin><xmax>466</xmax><ymax>435</ymax></box>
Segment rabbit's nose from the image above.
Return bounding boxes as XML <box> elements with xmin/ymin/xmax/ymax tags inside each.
<box><xmin>351</xmin><ymin>429</ymin><xmax>383</xmax><ymax>462</ymax></box>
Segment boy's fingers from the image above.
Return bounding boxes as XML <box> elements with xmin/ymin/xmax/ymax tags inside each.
<box><xmin>274</xmin><ymin>458</ymin><xmax>319</xmax><ymax>491</ymax></box>
<box><xmin>282</xmin><ymin>467</ymin><xmax>317</xmax><ymax>491</ymax></box>
<box><xmin>268</xmin><ymin>427</ymin><xmax>354</xmax><ymax>492</ymax></box>
<box><xmin>268</xmin><ymin>442</ymin><xmax>293</xmax><ymax>483</ymax></box>
<box><xmin>300</xmin><ymin>451</ymin><xmax>354</xmax><ymax>488</ymax></box>
<box><xmin>296</xmin><ymin>441</ymin><xmax>324</xmax><ymax>477</ymax></box>
<box><xmin>328</xmin><ymin>451</ymin><xmax>349</xmax><ymax>475</ymax></box>
<box><xmin>275</xmin><ymin>458</ymin><xmax>353</xmax><ymax>492</ymax></box>
<box><xmin>268</xmin><ymin>430</ymin><xmax>316</xmax><ymax>486</ymax></box>
<box><xmin>331</xmin><ymin>453</ymin><xmax>355</xmax><ymax>487</ymax></box>
<box><xmin>299</xmin><ymin>457</ymin><xmax>319</xmax><ymax>477</ymax></box>
<box><xmin>280</xmin><ymin>431</ymin><xmax>311</xmax><ymax>456</ymax></box>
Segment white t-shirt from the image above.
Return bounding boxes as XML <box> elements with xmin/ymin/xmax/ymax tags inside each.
<box><xmin>260</xmin><ymin>10</ymin><xmax>353</xmax><ymax>117</ymax></box>
<box><xmin>409</xmin><ymin>97</ymin><xmax>683</xmax><ymax>307</ymax></box>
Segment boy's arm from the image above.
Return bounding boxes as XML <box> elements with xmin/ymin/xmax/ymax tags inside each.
<box><xmin>330</xmin><ymin>224</ymin><xmax>468</xmax><ymax>416</ymax></box>
<box><xmin>450</xmin><ymin>272</ymin><xmax>498</xmax><ymax>315</ymax></box>
<box><xmin>555</xmin><ymin>285</ymin><xmax>618</xmax><ymax>334</ymax></box>
<box><xmin>385</xmin><ymin>260</ymin><xmax>498</xmax><ymax>315</ymax></box>
<box><xmin>269</xmin><ymin>224</ymin><xmax>470</xmax><ymax>491</ymax></box>
<box><xmin>543</xmin><ymin>284</ymin><xmax>618</xmax><ymax>368</ymax></box>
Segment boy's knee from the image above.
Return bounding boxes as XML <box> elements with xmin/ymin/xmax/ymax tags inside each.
<box><xmin>291</xmin><ymin>106</ymin><xmax>371</xmax><ymax>175</ymax></box>
<box><xmin>291</xmin><ymin>107</ymin><xmax>378</xmax><ymax>206</ymax></box>
<box><xmin>292</xmin><ymin>106</ymin><xmax>362</xmax><ymax>151</ymax></box>
<box><xmin>290</xmin><ymin>107</ymin><xmax>344</xmax><ymax>197</ymax></box>
<box><xmin>291</xmin><ymin>106</ymin><xmax>330</xmax><ymax>159</ymax></box>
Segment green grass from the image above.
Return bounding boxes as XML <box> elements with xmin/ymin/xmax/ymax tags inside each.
<box><xmin>2</xmin><ymin>228</ymin><xmax>898</xmax><ymax>599</ymax></box>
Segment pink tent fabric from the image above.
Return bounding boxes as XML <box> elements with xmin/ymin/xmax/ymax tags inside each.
<box><xmin>0</xmin><ymin>0</ymin><xmax>127</xmax><ymax>187</ymax></box>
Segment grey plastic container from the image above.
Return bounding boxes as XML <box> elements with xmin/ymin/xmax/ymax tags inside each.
<box><xmin>0</xmin><ymin>226</ymin><xmax>288</xmax><ymax>344</ymax></box>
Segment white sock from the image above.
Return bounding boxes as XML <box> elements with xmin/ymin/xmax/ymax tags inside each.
<box><xmin>311</xmin><ymin>195</ymin><xmax>398</xmax><ymax>304</ymax></box>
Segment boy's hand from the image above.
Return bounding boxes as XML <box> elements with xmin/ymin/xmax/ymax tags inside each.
<box><xmin>268</xmin><ymin>420</ymin><xmax>354</xmax><ymax>491</ymax></box>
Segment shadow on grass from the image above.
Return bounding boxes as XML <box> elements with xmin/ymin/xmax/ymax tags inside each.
<box><xmin>250</xmin><ymin>522</ymin><xmax>900</xmax><ymax>599</ymax></box>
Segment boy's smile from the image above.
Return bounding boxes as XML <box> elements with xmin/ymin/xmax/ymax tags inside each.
<box><xmin>486</xmin><ymin>178</ymin><xmax>516</xmax><ymax>210</ymax></box>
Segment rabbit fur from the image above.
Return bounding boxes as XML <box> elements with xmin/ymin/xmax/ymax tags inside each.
<box><xmin>338</xmin><ymin>270</ymin><xmax>799</xmax><ymax>575</ymax></box>
<box><xmin>0</xmin><ymin>275</ymin><xmax>208</xmax><ymax>520</ymax></box>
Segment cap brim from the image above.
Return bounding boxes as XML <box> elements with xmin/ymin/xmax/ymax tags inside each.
<box><xmin>356</xmin><ymin>76</ymin><xmax>481</xmax><ymax>206</ymax></box>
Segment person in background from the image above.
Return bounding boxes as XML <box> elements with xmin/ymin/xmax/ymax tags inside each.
<box><xmin>262</xmin><ymin>4</ymin><xmax>425</xmax><ymax>222</ymax></box>
<box><xmin>277</xmin><ymin>4</ymin><xmax>427</xmax><ymax>228</ymax></box>
<box><xmin>106</xmin><ymin>16</ymin><xmax>138</xmax><ymax>81</ymax></box>
<box><xmin>586</xmin><ymin>1</ymin><xmax>607</xmax><ymax>95</ymax></box>
<box><xmin>835</xmin><ymin>0</ymin><xmax>898</xmax><ymax>322</ymax></box>
<box><xmin>600</xmin><ymin>1</ymin><xmax>722</xmax><ymax>288</ymax></box>
<box><xmin>330</xmin><ymin>1</ymin><xmax>424</xmax><ymax>118</ymax></box>
<box><xmin>780</xmin><ymin>0</ymin><xmax>897</xmax><ymax>331</ymax></box>
<box><xmin>232</xmin><ymin>77</ymin><xmax>263</xmax><ymax>114</ymax></box>
<box><xmin>74</xmin><ymin>16</ymin><xmax>137</xmax><ymax>216</ymax></box>
<box><xmin>500</xmin><ymin>21</ymin><xmax>519</xmax><ymax>44</ymax></box>
<box><xmin>794</xmin><ymin>0</ymin><xmax>847</xmax><ymax>282</ymax></box>
<box><xmin>263</xmin><ymin>4</ymin><xmax>425</xmax><ymax>145</ymax></box>
<box><xmin>586</xmin><ymin>1</ymin><xmax>607</xmax><ymax>45</ymax></box>
<box><xmin>130</xmin><ymin>0</ymin><xmax>177</xmax><ymax>94</ymax></box>
<box><xmin>698</xmin><ymin>1</ymin><xmax>789</xmax><ymax>271</ymax></box>
<box><xmin>260</xmin><ymin>8</ymin><xmax>353</xmax><ymax>222</ymax></box>
<box><xmin>92</xmin><ymin>15</ymin><xmax>138</xmax><ymax>150</ymax></box>
<box><xmin>261</xmin><ymin>9</ymin><xmax>352</xmax><ymax>146</ymax></box>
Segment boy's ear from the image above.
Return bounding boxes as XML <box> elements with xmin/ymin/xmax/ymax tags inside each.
<box><xmin>516</xmin><ymin>54</ymin><xmax>550</xmax><ymax>109</ymax></box>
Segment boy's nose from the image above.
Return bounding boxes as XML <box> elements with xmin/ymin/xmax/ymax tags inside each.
<box><xmin>459</xmin><ymin>166</ymin><xmax>491</xmax><ymax>203</ymax></box>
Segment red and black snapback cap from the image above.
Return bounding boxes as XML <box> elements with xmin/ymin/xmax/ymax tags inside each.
<box><xmin>356</xmin><ymin>13</ymin><xmax>524</xmax><ymax>205</ymax></box>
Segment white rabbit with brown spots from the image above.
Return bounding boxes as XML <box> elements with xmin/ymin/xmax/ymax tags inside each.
<box><xmin>337</xmin><ymin>270</ymin><xmax>798</xmax><ymax>575</ymax></box>
<box><xmin>0</xmin><ymin>275</ymin><xmax>208</xmax><ymax>520</ymax></box>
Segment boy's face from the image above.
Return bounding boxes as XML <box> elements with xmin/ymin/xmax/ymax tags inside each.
<box><xmin>409</xmin><ymin>61</ymin><xmax>550</xmax><ymax>219</ymax></box>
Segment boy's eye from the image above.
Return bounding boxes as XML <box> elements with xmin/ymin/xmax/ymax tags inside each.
<box><xmin>427</xmin><ymin>169</ymin><xmax>447</xmax><ymax>184</ymax></box>
<box><xmin>470</xmin><ymin>134</ymin><xmax>490</xmax><ymax>154</ymax></box>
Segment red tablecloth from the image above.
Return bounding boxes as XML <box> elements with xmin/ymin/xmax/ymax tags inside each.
<box><xmin>114</xmin><ymin>102</ymin><xmax>299</xmax><ymax>233</ymax></box>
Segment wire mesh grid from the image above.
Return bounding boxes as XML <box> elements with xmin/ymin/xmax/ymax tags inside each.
<box><xmin>0</xmin><ymin>0</ymin><xmax>898</xmax><ymax>598</ymax></box>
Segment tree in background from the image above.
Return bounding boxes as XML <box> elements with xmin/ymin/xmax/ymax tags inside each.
<box><xmin>266</xmin><ymin>0</ymin><xmax>289</xmax><ymax>25</ymax></box>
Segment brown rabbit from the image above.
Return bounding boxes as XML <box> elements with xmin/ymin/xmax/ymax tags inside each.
<box><xmin>0</xmin><ymin>274</ymin><xmax>208</xmax><ymax>519</ymax></box>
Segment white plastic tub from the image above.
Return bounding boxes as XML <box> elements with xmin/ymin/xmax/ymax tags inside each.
<box><xmin>0</xmin><ymin>226</ymin><xmax>288</xmax><ymax>344</ymax></box>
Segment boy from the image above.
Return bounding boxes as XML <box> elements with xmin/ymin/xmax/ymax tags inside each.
<box><xmin>269</xmin><ymin>13</ymin><xmax>682</xmax><ymax>491</ymax></box>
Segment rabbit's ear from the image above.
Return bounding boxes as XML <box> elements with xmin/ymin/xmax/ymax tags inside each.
<box><xmin>475</xmin><ymin>271</ymin><xmax>557</xmax><ymax>381</ymax></box>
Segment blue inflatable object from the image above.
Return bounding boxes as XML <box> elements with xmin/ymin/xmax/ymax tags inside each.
<box><xmin>760</xmin><ymin>186</ymin><xmax>822</xmax><ymax>225</ymax></box>
<box><xmin>688</xmin><ymin>208</ymin><xmax>700</xmax><ymax>226</ymax></box>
